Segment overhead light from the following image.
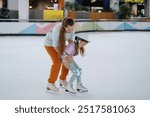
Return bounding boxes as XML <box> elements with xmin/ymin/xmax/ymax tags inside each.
<box><xmin>91</xmin><ymin>0</ymin><xmax>96</xmax><ymax>3</ymax></box>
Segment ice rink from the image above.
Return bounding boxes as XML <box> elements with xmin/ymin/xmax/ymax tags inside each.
<box><xmin>0</xmin><ymin>31</ymin><xmax>150</xmax><ymax>100</ymax></box>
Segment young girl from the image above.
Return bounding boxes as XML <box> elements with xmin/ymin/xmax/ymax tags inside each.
<box><xmin>61</xmin><ymin>36</ymin><xmax>89</xmax><ymax>94</ymax></box>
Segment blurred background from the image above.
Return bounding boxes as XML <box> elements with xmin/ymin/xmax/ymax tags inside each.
<box><xmin>0</xmin><ymin>0</ymin><xmax>148</xmax><ymax>21</ymax></box>
<box><xmin>0</xmin><ymin>0</ymin><xmax>150</xmax><ymax>35</ymax></box>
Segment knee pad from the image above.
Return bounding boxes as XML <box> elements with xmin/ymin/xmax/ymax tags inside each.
<box><xmin>72</xmin><ymin>69</ymin><xmax>81</xmax><ymax>77</ymax></box>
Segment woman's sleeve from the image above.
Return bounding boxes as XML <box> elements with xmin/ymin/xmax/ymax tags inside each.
<box><xmin>45</xmin><ymin>31</ymin><xmax>52</xmax><ymax>39</ymax></box>
<box><xmin>51</xmin><ymin>24</ymin><xmax>61</xmax><ymax>47</ymax></box>
<box><xmin>69</xmin><ymin>29</ymin><xmax>75</xmax><ymax>41</ymax></box>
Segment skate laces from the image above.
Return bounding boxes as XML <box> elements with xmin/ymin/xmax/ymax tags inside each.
<box><xmin>59</xmin><ymin>80</ymin><xmax>68</xmax><ymax>87</ymax></box>
<box><xmin>66</xmin><ymin>84</ymin><xmax>76</xmax><ymax>93</ymax></box>
<box><xmin>78</xmin><ymin>83</ymin><xmax>87</xmax><ymax>89</ymax></box>
<box><xmin>80</xmin><ymin>83</ymin><xmax>86</xmax><ymax>88</ymax></box>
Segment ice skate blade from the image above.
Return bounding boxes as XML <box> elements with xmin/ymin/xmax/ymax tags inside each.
<box><xmin>46</xmin><ymin>87</ymin><xmax>59</xmax><ymax>94</ymax></box>
<box><xmin>65</xmin><ymin>89</ymin><xmax>76</xmax><ymax>95</ymax></box>
<box><xmin>77</xmin><ymin>89</ymin><xmax>88</xmax><ymax>93</ymax></box>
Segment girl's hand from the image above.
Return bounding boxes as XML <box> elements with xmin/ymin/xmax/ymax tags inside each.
<box><xmin>64</xmin><ymin>56</ymin><xmax>73</xmax><ymax>63</ymax></box>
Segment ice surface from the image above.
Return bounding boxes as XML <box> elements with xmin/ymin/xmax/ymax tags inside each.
<box><xmin>0</xmin><ymin>31</ymin><xmax>150</xmax><ymax>100</ymax></box>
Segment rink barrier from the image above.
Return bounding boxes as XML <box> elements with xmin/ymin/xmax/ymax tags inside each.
<box><xmin>0</xmin><ymin>19</ymin><xmax>150</xmax><ymax>35</ymax></box>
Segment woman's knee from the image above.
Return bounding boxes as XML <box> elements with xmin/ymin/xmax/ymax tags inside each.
<box><xmin>53</xmin><ymin>60</ymin><xmax>62</xmax><ymax>67</ymax></box>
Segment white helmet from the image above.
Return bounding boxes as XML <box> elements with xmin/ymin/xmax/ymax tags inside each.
<box><xmin>75</xmin><ymin>33</ymin><xmax>89</xmax><ymax>43</ymax></box>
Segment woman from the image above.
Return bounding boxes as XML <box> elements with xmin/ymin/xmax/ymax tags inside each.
<box><xmin>44</xmin><ymin>17</ymin><xmax>75</xmax><ymax>93</ymax></box>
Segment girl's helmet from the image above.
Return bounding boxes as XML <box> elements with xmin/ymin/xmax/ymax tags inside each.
<box><xmin>75</xmin><ymin>34</ymin><xmax>89</xmax><ymax>43</ymax></box>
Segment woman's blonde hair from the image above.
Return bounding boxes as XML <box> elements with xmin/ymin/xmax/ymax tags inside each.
<box><xmin>59</xmin><ymin>17</ymin><xmax>74</xmax><ymax>56</ymax></box>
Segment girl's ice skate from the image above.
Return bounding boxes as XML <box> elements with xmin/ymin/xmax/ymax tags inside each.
<box><xmin>59</xmin><ymin>79</ymin><xmax>68</xmax><ymax>88</ymax></box>
<box><xmin>47</xmin><ymin>83</ymin><xmax>59</xmax><ymax>93</ymax></box>
<box><xmin>77</xmin><ymin>83</ymin><xmax>88</xmax><ymax>93</ymax></box>
<box><xmin>65</xmin><ymin>84</ymin><xmax>76</xmax><ymax>94</ymax></box>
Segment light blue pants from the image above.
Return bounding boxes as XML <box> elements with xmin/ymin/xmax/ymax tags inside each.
<box><xmin>69</xmin><ymin>60</ymin><xmax>82</xmax><ymax>85</ymax></box>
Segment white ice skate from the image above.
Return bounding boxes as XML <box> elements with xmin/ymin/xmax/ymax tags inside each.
<box><xmin>46</xmin><ymin>83</ymin><xmax>59</xmax><ymax>93</ymax></box>
<box><xmin>77</xmin><ymin>83</ymin><xmax>88</xmax><ymax>93</ymax></box>
<box><xmin>59</xmin><ymin>79</ymin><xmax>68</xmax><ymax>88</ymax></box>
<box><xmin>65</xmin><ymin>84</ymin><xmax>76</xmax><ymax>94</ymax></box>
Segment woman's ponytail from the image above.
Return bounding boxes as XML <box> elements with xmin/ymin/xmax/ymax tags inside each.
<box><xmin>58</xmin><ymin>17</ymin><xmax>74</xmax><ymax>56</ymax></box>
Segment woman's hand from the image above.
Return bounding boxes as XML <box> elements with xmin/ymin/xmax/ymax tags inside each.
<box><xmin>63</xmin><ymin>56</ymin><xmax>73</xmax><ymax>69</ymax></box>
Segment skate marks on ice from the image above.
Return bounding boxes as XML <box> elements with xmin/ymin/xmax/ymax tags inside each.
<box><xmin>0</xmin><ymin>32</ymin><xmax>150</xmax><ymax>100</ymax></box>
<box><xmin>44</xmin><ymin>86</ymin><xmax>90</xmax><ymax>100</ymax></box>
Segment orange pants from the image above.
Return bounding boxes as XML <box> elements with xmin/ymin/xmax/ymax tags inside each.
<box><xmin>44</xmin><ymin>46</ymin><xmax>69</xmax><ymax>83</ymax></box>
